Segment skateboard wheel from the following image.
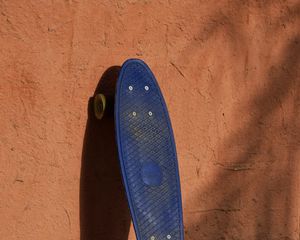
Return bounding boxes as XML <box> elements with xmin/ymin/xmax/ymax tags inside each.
<box><xmin>94</xmin><ymin>93</ymin><xmax>106</xmax><ymax>120</ymax></box>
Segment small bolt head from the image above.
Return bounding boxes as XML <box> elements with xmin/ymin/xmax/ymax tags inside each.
<box><xmin>129</xmin><ymin>86</ymin><xmax>133</xmax><ymax>91</ymax></box>
<box><xmin>150</xmin><ymin>236</ymin><xmax>155</xmax><ymax>240</ymax></box>
<box><xmin>145</xmin><ymin>86</ymin><xmax>149</xmax><ymax>91</ymax></box>
<box><xmin>132</xmin><ymin>112</ymin><xmax>137</xmax><ymax>116</ymax></box>
<box><xmin>167</xmin><ymin>235</ymin><xmax>171</xmax><ymax>239</ymax></box>
<box><xmin>148</xmin><ymin>111</ymin><xmax>153</xmax><ymax>116</ymax></box>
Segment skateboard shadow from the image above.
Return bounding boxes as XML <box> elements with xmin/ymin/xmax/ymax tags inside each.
<box><xmin>80</xmin><ymin>66</ymin><xmax>131</xmax><ymax>240</ymax></box>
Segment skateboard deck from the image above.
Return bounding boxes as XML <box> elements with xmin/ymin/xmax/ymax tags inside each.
<box><xmin>115</xmin><ymin>59</ymin><xmax>184</xmax><ymax>240</ymax></box>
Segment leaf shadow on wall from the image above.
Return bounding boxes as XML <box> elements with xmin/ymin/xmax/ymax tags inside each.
<box><xmin>80</xmin><ymin>66</ymin><xmax>131</xmax><ymax>240</ymax></box>
<box><xmin>187</xmin><ymin>35</ymin><xmax>300</xmax><ymax>240</ymax></box>
<box><xmin>179</xmin><ymin>2</ymin><xmax>300</xmax><ymax>238</ymax></box>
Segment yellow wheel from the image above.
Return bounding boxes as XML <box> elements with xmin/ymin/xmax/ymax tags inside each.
<box><xmin>94</xmin><ymin>94</ymin><xmax>106</xmax><ymax>120</ymax></box>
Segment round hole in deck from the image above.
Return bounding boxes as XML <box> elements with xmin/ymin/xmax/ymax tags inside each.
<box><xmin>141</xmin><ymin>162</ymin><xmax>163</xmax><ymax>186</ymax></box>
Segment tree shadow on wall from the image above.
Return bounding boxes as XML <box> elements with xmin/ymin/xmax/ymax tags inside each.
<box><xmin>194</xmin><ymin>36</ymin><xmax>299</xmax><ymax>240</ymax></box>
<box><xmin>183</xmin><ymin>9</ymin><xmax>300</xmax><ymax>240</ymax></box>
<box><xmin>80</xmin><ymin>66</ymin><xmax>131</xmax><ymax>240</ymax></box>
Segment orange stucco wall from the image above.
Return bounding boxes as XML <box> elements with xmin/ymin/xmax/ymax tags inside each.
<box><xmin>1</xmin><ymin>1</ymin><xmax>299</xmax><ymax>239</ymax></box>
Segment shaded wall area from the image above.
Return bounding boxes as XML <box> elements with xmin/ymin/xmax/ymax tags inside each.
<box><xmin>0</xmin><ymin>1</ymin><xmax>299</xmax><ymax>239</ymax></box>
<box><xmin>80</xmin><ymin>66</ymin><xmax>131</xmax><ymax>240</ymax></box>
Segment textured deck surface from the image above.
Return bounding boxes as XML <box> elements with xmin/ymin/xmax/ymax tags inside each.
<box><xmin>115</xmin><ymin>60</ymin><xmax>183</xmax><ymax>240</ymax></box>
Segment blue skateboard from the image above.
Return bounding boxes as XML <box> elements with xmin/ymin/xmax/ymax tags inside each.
<box><xmin>94</xmin><ymin>59</ymin><xmax>184</xmax><ymax>240</ymax></box>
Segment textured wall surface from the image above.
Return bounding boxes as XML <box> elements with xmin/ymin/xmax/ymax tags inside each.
<box><xmin>0</xmin><ymin>1</ymin><xmax>300</xmax><ymax>239</ymax></box>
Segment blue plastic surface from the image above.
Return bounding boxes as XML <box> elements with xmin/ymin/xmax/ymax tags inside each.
<box><xmin>115</xmin><ymin>59</ymin><xmax>184</xmax><ymax>240</ymax></box>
